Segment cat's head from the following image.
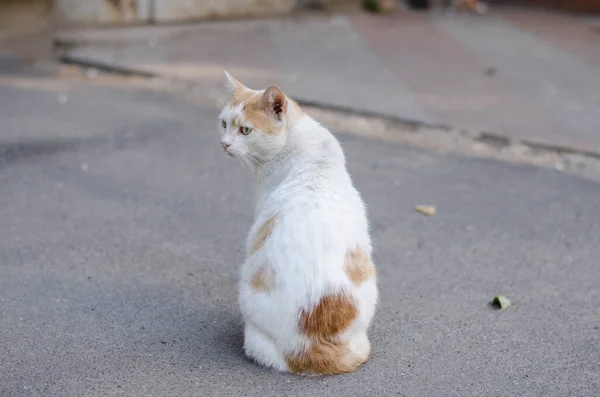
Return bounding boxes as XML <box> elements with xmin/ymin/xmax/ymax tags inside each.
<box><xmin>218</xmin><ymin>71</ymin><xmax>290</xmax><ymax>164</ymax></box>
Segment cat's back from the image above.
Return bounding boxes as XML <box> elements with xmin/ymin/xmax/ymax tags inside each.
<box><xmin>252</xmin><ymin>125</ymin><xmax>370</xmax><ymax>275</ymax></box>
<box><xmin>266</xmin><ymin>125</ymin><xmax>364</xmax><ymax>222</ymax></box>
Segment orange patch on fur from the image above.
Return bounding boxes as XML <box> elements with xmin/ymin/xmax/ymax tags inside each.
<box><xmin>287</xmin><ymin>293</ymin><xmax>364</xmax><ymax>374</ymax></box>
<box><xmin>231</xmin><ymin>89</ymin><xmax>258</xmax><ymax>107</ymax></box>
<box><xmin>250</xmin><ymin>265</ymin><xmax>275</xmax><ymax>292</ymax></box>
<box><xmin>300</xmin><ymin>294</ymin><xmax>357</xmax><ymax>339</ymax></box>
<box><xmin>285</xmin><ymin>339</ymin><xmax>368</xmax><ymax>375</ymax></box>
<box><xmin>251</xmin><ymin>215</ymin><xmax>278</xmax><ymax>253</ymax></box>
<box><xmin>344</xmin><ymin>249</ymin><xmax>376</xmax><ymax>285</ymax></box>
<box><xmin>243</xmin><ymin>103</ymin><xmax>279</xmax><ymax>135</ymax></box>
<box><xmin>230</xmin><ymin>88</ymin><xmax>284</xmax><ymax>135</ymax></box>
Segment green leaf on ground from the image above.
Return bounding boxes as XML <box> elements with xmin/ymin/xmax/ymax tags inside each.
<box><xmin>491</xmin><ymin>295</ymin><xmax>511</xmax><ymax>309</ymax></box>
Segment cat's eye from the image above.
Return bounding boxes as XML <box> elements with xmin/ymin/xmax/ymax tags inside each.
<box><xmin>221</xmin><ymin>120</ymin><xmax>227</xmax><ymax>128</ymax></box>
<box><xmin>240</xmin><ymin>126</ymin><xmax>252</xmax><ymax>135</ymax></box>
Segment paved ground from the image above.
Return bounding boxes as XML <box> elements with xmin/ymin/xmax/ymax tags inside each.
<box><xmin>58</xmin><ymin>4</ymin><xmax>600</xmax><ymax>153</ymax></box>
<box><xmin>0</xmin><ymin>71</ymin><xmax>599</xmax><ymax>396</ymax></box>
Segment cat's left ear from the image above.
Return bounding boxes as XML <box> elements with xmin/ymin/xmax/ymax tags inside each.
<box><xmin>223</xmin><ymin>70</ymin><xmax>245</xmax><ymax>94</ymax></box>
<box><xmin>262</xmin><ymin>85</ymin><xmax>287</xmax><ymax>121</ymax></box>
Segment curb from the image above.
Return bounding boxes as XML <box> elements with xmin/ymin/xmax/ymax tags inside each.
<box><xmin>58</xmin><ymin>54</ymin><xmax>159</xmax><ymax>78</ymax></box>
<box><xmin>293</xmin><ymin>98</ymin><xmax>452</xmax><ymax>131</ymax></box>
<box><xmin>56</xmin><ymin>53</ymin><xmax>600</xmax><ymax>162</ymax></box>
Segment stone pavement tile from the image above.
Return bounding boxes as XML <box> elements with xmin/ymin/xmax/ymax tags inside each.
<box><xmin>265</xmin><ymin>15</ymin><xmax>427</xmax><ymax>121</ymax></box>
<box><xmin>350</xmin><ymin>11</ymin><xmax>571</xmax><ymax>144</ymax></box>
<box><xmin>436</xmin><ymin>13</ymin><xmax>600</xmax><ymax>150</ymax></box>
<box><xmin>497</xmin><ymin>5</ymin><xmax>600</xmax><ymax>67</ymax></box>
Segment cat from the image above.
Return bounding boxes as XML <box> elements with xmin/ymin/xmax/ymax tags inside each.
<box><xmin>217</xmin><ymin>72</ymin><xmax>378</xmax><ymax>375</ymax></box>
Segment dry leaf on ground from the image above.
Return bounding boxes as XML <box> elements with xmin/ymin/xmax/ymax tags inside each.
<box><xmin>416</xmin><ymin>205</ymin><xmax>436</xmax><ymax>216</ymax></box>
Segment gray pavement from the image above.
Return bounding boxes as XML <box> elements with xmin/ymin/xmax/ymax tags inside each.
<box><xmin>1</xmin><ymin>74</ymin><xmax>600</xmax><ymax>397</ymax></box>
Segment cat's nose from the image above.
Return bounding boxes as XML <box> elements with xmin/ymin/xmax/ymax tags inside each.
<box><xmin>221</xmin><ymin>142</ymin><xmax>230</xmax><ymax>151</ymax></box>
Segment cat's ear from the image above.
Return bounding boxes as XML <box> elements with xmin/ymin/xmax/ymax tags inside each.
<box><xmin>262</xmin><ymin>85</ymin><xmax>287</xmax><ymax>121</ymax></box>
<box><xmin>223</xmin><ymin>70</ymin><xmax>245</xmax><ymax>94</ymax></box>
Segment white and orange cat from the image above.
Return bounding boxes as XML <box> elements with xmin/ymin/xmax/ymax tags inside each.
<box><xmin>218</xmin><ymin>72</ymin><xmax>378</xmax><ymax>375</ymax></box>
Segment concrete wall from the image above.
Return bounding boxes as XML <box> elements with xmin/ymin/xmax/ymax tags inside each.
<box><xmin>152</xmin><ymin>0</ymin><xmax>295</xmax><ymax>22</ymax></box>
<box><xmin>52</xmin><ymin>0</ymin><xmax>298</xmax><ymax>25</ymax></box>
<box><xmin>52</xmin><ymin>0</ymin><xmax>150</xmax><ymax>24</ymax></box>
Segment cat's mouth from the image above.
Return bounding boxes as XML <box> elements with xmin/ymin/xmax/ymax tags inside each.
<box><xmin>222</xmin><ymin>145</ymin><xmax>236</xmax><ymax>158</ymax></box>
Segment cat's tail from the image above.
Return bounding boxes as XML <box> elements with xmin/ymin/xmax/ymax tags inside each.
<box><xmin>285</xmin><ymin>334</ymin><xmax>371</xmax><ymax>375</ymax></box>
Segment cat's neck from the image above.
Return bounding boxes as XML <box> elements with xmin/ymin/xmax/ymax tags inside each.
<box><xmin>255</xmin><ymin>115</ymin><xmax>325</xmax><ymax>185</ymax></box>
<box><xmin>254</xmin><ymin>115</ymin><xmax>345</xmax><ymax>207</ymax></box>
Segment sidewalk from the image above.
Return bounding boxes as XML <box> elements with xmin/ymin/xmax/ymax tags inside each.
<box><xmin>56</xmin><ymin>4</ymin><xmax>600</xmax><ymax>154</ymax></box>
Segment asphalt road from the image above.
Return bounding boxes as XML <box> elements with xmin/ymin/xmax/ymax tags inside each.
<box><xmin>1</xmin><ymin>76</ymin><xmax>599</xmax><ymax>397</ymax></box>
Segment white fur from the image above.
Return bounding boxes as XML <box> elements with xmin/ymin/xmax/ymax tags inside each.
<box><xmin>218</xmin><ymin>76</ymin><xmax>378</xmax><ymax>373</ymax></box>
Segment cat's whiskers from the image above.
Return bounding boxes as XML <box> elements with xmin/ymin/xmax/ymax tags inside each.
<box><xmin>235</xmin><ymin>154</ymin><xmax>247</xmax><ymax>171</ymax></box>
<box><xmin>247</xmin><ymin>152</ymin><xmax>267</xmax><ymax>167</ymax></box>
<box><xmin>241</xmin><ymin>154</ymin><xmax>258</xmax><ymax>174</ymax></box>
<box><xmin>238</xmin><ymin>154</ymin><xmax>249</xmax><ymax>170</ymax></box>
<box><xmin>250</xmin><ymin>152</ymin><xmax>268</xmax><ymax>162</ymax></box>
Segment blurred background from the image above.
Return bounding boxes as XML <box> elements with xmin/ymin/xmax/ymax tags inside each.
<box><xmin>1</xmin><ymin>1</ymin><xmax>600</xmax><ymax>396</ymax></box>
